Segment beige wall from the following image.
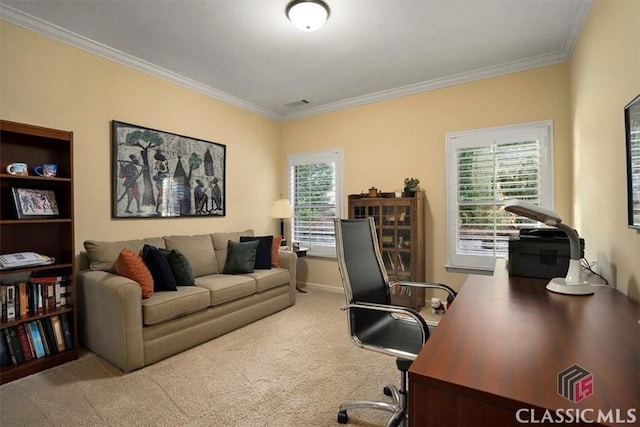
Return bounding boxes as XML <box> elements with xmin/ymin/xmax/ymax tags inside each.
<box><xmin>570</xmin><ymin>0</ymin><xmax>640</xmax><ymax>301</ymax></box>
<box><xmin>3</xmin><ymin>1</ymin><xmax>637</xmax><ymax>301</ymax></box>
<box><xmin>282</xmin><ymin>63</ymin><xmax>572</xmax><ymax>291</ymax></box>
<box><xmin>0</xmin><ymin>22</ymin><xmax>282</xmax><ymax>253</ymax></box>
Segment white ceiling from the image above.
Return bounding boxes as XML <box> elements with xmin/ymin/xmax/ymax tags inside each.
<box><xmin>0</xmin><ymin>0</ymin><xmax>591</xmax><ymax>121</ymax></box>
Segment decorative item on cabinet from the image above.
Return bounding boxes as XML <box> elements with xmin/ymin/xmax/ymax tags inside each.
<box><xmin>403</xmin><ymin>177</ymin><xmax>421</xmax><ymax>197</ymax></box>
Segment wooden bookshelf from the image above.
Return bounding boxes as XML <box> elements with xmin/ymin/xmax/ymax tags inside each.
<box><xmin>348</xmin><ymin>192</ymin><xmax>425</xmax><ymax>310</ymax></box>
<box><xmin>0</xmin><ymin>120</ymin><xmax>77</xmax><ymax>384</ymax></box>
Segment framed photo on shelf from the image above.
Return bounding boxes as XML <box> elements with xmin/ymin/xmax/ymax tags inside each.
<box><xmin>11</xmin><ymin>187</ymin><xmax>60</xmax><ymax>219</ymax></box>
<box><xmin>111</xmin><ymin>121</ymin><xmax>226</xmax><ymax>218</ymax></box>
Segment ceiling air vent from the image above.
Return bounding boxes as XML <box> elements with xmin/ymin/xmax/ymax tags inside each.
<box><xmin>285</xmin><ymin>99</ymin><xmax>310</xmax><ymax>108</ymax></box>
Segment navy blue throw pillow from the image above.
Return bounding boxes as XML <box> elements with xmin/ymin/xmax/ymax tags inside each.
<box><xmin>240</xmin><ymin>236</ymin><xmax>273</xmax><ymax>269</ymax></box>
<box><xmin>142</xmin><ymin>244</ymin><xmax>178</xmax><ymax>292</ymax></box>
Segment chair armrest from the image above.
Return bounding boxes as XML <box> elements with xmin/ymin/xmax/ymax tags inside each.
<box><xmin>394</xmin><ymin>281</ymin><xmax>457</xmax><ymax>305</ymax></box>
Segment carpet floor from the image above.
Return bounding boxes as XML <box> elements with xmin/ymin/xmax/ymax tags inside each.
<box><xmin>0</xmin><ymin>290</ymin><xmax>434</xmax><ymax>427</ymax></box>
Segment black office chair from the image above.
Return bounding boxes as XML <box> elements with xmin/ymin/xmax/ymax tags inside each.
<box><xmin>334</xmin><ymin>218</ymin><xmax>456</xmax><ymax>427</ymax></box>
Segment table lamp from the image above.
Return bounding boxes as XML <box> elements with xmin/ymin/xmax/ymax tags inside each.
<box><xmin>504</xmin><ymin>200</ymin><xmax>593</xmax><ymax>295</ymax></box>
<box><xmin>269</xmin><ymin>199</ymin><xmax>294</xmax><ymax>247</ymax></box>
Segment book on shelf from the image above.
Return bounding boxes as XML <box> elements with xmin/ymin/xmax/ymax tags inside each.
<box><xmin>30</xmin><ymin>274</ymin><xmax>72</xmax><ymax>309</ymax></box>
<box><xmin>386</xmin><ymin>252</ymin><xmax>395</xmax><ymax>270</ymax></box>
<box><xmin>49</xmin><ymin>315</ymin><xmax>66</xmax><ymax>353</ymax></box>
<box><xmin>15</xmin><ymin>323</ymin><xmax>34</xmax><ymax>362</ymax></box>
<box><xmin>59</xmin><ymin>313</ymin><xmax>73</xmax><ymax>350</ymax></box>
<box><xmin>55</xmin><ymin>282</ymin><xmax>62</xmax><ymax>308</ymax></box>
<box><xmin>0</xmin><ymin>332</ymin><xmax>10</xmax><ymax>366</ymax></box>
<box><xmin>41</xmin><ymin>317</ymin><xmax>58</xmax><ymax>356</ymax></box>
<box><xmin>18</xmin><ymin>282</ymin><xmax>28</xmax><ymax>318</ymax></box>
<box><xmin>0</xmin><ymin>286</ymin><xmax>6</xmax><ymax>322</ymax></box>
<box><xmin>4</xmin><ymin>327</ymin><xmax>24</xmax><ymax>364</ymax></box>
<box><xmin>6</xmin><ymin>285</ymin><xmax>16</xmax><ymax>321</ymax></box>
<box><xmin>27</xmin><ymin>321</ymin><xmax>46</xmax><ymax>358</ymax></box>
<box><xmin>0</xmin><ymin>252</ymin><xmax>55</xmax><ymax>270</ymax></box>
<box><xmin>35</xmin><ymin>319</ymin><xmax>51</xmax><ymax>356</ymax></box>
<box><xmin>45</xmin><ymin>283</ymin><xmax>55</xmax><ymax>312</ymax></box>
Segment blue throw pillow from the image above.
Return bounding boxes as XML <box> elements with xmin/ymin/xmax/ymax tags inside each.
<box><xmin>142</xmin><ymin>244</ymin><xmax>178</xmax><ymax>291</ymax></box>
<box><xmin>223</xmin><ymin>240</ymin><xmax>259</xmax><ymax>274</ymax></box>
<box><xmin>239</xmin><ymin>236</ymin><xmax>273</xmax><ymax>269</ymax></box>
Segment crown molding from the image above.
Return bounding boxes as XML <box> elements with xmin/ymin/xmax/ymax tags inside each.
<box><xmin>280</xmin><ymin>50</ymin><xmax>570</xmax><ymax>121</ymax></box>
<box><xmin>0</xmin><ymin>5</ymin><xmax>279</xmax><ymax>120</ymax></box>
<box><xmin>1</xmin><ymin>1</ymin><xmax>590</xmax><ymax>123</ymax></box>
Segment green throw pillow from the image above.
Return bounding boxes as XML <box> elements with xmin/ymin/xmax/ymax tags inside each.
<box><xmin>223</xmin><ymin>240</ymin><xmax>259</xmax><ymax>274</ymax></box>
<box><xmin>159</xmin><ymin>248</ymin><xmax>195</xmax><ymax>285</ymax></box>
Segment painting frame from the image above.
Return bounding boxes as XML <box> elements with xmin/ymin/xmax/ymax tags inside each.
<box><xmin>111</xmin><ymin>121</ymin><xmax>226</xmax><ymax>218</ymax></box>
<box><xmin>11</xmin><ymin>187</ymin><xmax>60</xmax><ymax>219</ymax></box>
<box><xmin>624</xmin><ymin>94</ymin><xmax>640</xmax><ymax>229</ymax></box>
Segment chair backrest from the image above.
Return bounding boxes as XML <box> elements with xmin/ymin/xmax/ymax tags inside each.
<box><xmin>335</xmin><ymin>217</ymin><xmax>430</xmax><ymax>358</ymax></box>
<box><xmin>334</xmin><ymin>218</ymin><xmax>391</xmax><ymax>305</ymax></box>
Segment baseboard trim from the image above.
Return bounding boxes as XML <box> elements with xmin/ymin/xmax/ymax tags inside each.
<box><xmin>297</xmin><ymin>281</ymin><xmax>344</xmax><ymax>294</ymax></box>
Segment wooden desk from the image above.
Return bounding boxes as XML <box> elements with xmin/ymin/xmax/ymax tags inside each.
<box><xmin>408</xmin><ymin>260</ymin><xmax>639</xmax><ymax>426</ymax></box>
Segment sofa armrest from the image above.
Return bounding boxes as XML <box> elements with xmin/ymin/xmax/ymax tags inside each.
<box><xmin>77</xmin><ymin>270</ymin><xmax>145</xmax><ymax>372</ymax></box>
<box><xmin>277</xmin><ymin>251</ymin><xmax>297</xmax><ymax>303</ymax></box>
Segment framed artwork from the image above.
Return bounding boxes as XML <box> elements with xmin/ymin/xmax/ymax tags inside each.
<box><xmin>11</xmin><ymin>187</ymin><xmax>60</xmax><ymax>219</ymax></box>
<box><xmin>111</xmin><ymin>121</ymin><xmax>226</xmax><ymax>218</ymax></box>
<box><xmin>624</xmin><ymin>94</ymin><xmax>640</xmax><ymax>229</ymax></box>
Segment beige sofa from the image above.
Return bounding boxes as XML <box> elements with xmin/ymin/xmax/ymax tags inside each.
<box><xmin>77</xmin><ymin>230</ymin><xmax>296</xmax><ymax>372</ymax></box>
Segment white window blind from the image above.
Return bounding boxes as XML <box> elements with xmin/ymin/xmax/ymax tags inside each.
<box><xmin>288</xmin><ymin>149</ymin><xmax>343</xmax><ymax>257</ymax></box>
<box><xmin>446</xmin><ymin>121</ymin><xmax>554</xmax><ymax>272</ymax></box>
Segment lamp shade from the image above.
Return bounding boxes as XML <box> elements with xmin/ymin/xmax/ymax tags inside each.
<box><xmin>270</xmin><ymin>199</ymin><xmax>294</xmax><ymax>219</ymax></box>
<box><xmin>286</xmin><ymin>0</ymin><xmax>330</xmax><ymax>32</ymax></box>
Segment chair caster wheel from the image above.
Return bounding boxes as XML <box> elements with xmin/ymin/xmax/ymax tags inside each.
<box><xmin>337</xmin><ymin>410</ymin><xmax>348</xmax><ymax>424</ymax></box>
<box><xmin>383</xmin><ymin>386</ymin><xmax>392</xmax><ymax>396</ymax></box>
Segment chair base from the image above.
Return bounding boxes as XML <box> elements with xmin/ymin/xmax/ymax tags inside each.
<box><xmin>337</xmin><ymin>383</ymin><xmax>407</xmax><ymax>427</ymax></box>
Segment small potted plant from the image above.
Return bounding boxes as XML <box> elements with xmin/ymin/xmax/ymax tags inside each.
<box><xmin>403</xmin><ymin>177</ymin><xmax>420</xmax><ymax>197</ymax></box>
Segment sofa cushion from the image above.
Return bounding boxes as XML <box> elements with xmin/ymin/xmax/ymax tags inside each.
<box><xmin>246</xmin><ymin>268</ymin><xmax>290</xmax><ymax>293</ymax></box>
<box><xmin>115</xmin><ymin>247</ymin><xmax>154</xmax><ymax>299</ymax></box>
<box><xmin>195</xmin><ymin>274</ymin><xmax>256</xmax><ymax>306</ymax></box>
<box><xmin>240</xmin><ymin>236</ymin><xmax>273</xmax><ymax>269</ymax></box>
<box><xmin>212</xmin><ymin>229</ymin><xmax>254</xmax><ymax>272</ymax></box>
<box><xmin>83</xmin><ymin>237</ymin><xmax>166</xmax><ymax>272</ymax></box>
<box><xmin>271</xmin><ymin>235</ymin><xmax>283</xmax><ymax>267</ymax></box>
<box><xmin>142</xmin><ymin>245</ymin><xmax>177</xmax><ymax>292</ymax></box>
<box><xmin>164</xmin><ymin>234</ymin><xmax>218</xmax><ymax>277</ymax></box>
<box><xmin>141</xmin><ymin>286</ymin><xmax>210</xmax><ymax>326</ymax></box>
<box><xmin>223</xmin><ymin>240</ymin><xmax>259</xmax><ymax>274</ymax></box>
<box><xmin>84</xmin><ymin>239</ymin><xmax>145</xmax><ymax>272</ymax></box>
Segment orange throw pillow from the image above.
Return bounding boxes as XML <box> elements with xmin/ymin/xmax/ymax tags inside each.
<box><xmin>271</xmin><ymin>235</ymin><xmax>282</xmax><ymax>267</ymax></box>
<box><xmin>115</xmin><ymin>247</ymin><xmax>154</xmax><ymax>299</ymax></box>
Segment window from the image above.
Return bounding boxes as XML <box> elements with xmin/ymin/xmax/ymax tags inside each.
<box><xmin>445</xmin><ymin>121</ymin><xmax>554</xmax><ymax>272</ymax></box>
<box><xmin>288</xmin><ymin>148</ymin><xmax>343</xmax><ymax>257</ymax></box>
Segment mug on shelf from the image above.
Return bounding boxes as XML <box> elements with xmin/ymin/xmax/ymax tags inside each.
<box><xmin>34</xmin><ymin>163</ymin><xmax>58</xmax><ymax>177</ymax></box>
<box><xmin>6</xmin><ymin>162</ymin><xmax>28</xmax><ymax>176</ymax></box>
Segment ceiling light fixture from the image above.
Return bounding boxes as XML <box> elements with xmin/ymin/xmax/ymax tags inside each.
<box><xmin>286</xmin><ymin>0</ymin><xmax>330</xmax><ymax>32</ymax></box>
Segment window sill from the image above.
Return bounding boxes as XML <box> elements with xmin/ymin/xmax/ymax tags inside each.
<box><xmin>445</xmin><ymin>265</ymin><xmax>494</xmax><ymax>276</ymax></box>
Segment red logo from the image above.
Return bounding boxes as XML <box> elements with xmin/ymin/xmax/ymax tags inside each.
<box><xmin>558</xmin><ymin>364</ymin><xmax>593</xmax><ymax>403</ymax></box>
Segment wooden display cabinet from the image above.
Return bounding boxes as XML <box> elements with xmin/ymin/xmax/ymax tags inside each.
<box><xmin>348</xmin><ymin>192</ymin><xmax>425</xmax><ymax>310</ymax></box>
<box><xmin>0</xmin><ymin>120</ymin><xmax>77</xmax><ymax>384</ymax></box>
